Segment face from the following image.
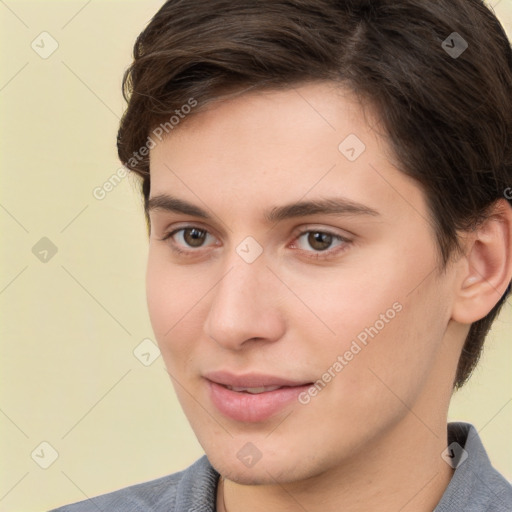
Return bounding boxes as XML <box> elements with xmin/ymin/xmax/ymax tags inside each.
<box><xmin>147</xmin><ymin>82</ymin><xmax>460</xmax><ymax>484</ymax></box>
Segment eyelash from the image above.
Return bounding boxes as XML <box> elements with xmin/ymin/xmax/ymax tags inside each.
<box><xmin>160</xmin><ymin>226</ymin><xmax>352</xmax><ymax>261</ymax></box>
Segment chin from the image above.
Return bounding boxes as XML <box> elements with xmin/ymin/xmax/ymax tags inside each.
<box><xmin>219</xmin><ymin>468</ymin><xmax>275</xmax><ymax>486</ymax></box>
<box><xmin>206</xmin><ymin>446</ymin><xmax>325</xmax><ymax>486</ymax></box>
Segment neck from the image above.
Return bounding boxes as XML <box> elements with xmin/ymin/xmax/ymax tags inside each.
<box><xmin>217</xmin><ymin>413</ymin><xmax>454</xmax><ymax>512</ymax></box>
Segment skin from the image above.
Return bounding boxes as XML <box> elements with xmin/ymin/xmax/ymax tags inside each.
<box><xmin>146</xmin><ymin>81</ymin><xmax>512</xmax><ymax>512</ymax></box>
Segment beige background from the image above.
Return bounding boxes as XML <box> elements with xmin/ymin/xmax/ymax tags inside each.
<box><xmin>0</xmin><ymin>1</ymin><xmax>511</xmax><ymax>511</ymax></box>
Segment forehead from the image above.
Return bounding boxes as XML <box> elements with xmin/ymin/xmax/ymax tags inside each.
<box><xmin>151</xmin><ymin>82</ymin><xmax>373</xmax><ymax>168</ymax></box>
<box><xmin>148</xmin><ymin>82</ymin><xmax>426</xmax><ymax>224</ymax></box>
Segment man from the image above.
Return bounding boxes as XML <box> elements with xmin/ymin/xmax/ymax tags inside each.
<box><xmin>50</xmin><ymin>0</ymin><xmax>512</xmax><ymax>510</ymax></box>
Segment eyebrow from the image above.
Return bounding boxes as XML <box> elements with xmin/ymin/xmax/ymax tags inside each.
<box><xmin>145</xmin><ymin>194</ymin><xmax>380</xmax><ymax>223</ymax></box>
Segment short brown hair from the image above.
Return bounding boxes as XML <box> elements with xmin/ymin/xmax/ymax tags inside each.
<box><xmin>117</xmin><ymin>0</ymin><xmax>512</xmax><ymax>388</ymax></box>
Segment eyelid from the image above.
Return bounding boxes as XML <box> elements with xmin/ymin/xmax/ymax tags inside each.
<box><xmin>158</xmin><ymin>221</ymin><xmax>220</xmax><ymax>241</ymax></box>
<box><xmin>290</xmin><ymin>224</ymin><xmax>354</xmax><ymax>243</ymax></box>
<box><xmin>151</xmin><ymin>211</ymin><xmax>222</xmax><ymax>234</ymax></box>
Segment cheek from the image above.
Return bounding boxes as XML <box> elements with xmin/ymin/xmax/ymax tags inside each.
<box><xmin>332</xmin><ymin>275</ymin><xmax>451</xmax><ymax>412</ymax></box>
<box><xmin>286</xmin><ymin>244</ymin><xmax>448</xmax><ymax>386</ymax></box>
<box><xmin>145</xmin><ymin>251</ymin><xmax>207</xmax><ymax>363</ymax></box>
<box><xmin>281</xmin><ymin>230</ymin><xmax>434</xmax><ymax>338</ymax></box>
<box><xmin>281</xmin><ymin>260</ymin><xmax>402</xmax><ymax>347</ymax></box>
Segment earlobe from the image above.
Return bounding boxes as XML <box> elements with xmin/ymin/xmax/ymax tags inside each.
<box><xmin>452</xmin><ymin>199</ymin><xmax>512</xmax><ymax>325</ymax></box>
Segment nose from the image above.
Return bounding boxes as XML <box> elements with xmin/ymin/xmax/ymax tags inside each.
<box><xmin>203</xmin><ymin>258</ymin><xmax>286</xmax><ymax>351</ymax></box>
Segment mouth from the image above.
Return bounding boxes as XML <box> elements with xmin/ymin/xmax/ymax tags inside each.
<box><xmin>224</xmin><ymin>385</ymin><xmax>287</xmax><ymax>394</ymax></box>
<box><xmin>204</xmin><ymin>371</ymin><xmax>314</xmax><ymax>423</ymax></box>
<box><xmin>204</xmin><ymin>370</ymin><xmax>312</xmax><ymax>389</ymax></box>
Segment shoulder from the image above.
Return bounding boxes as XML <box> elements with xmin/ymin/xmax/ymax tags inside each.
<box><xmin>436</xmin><ymin>422</ymin><xmax>512</xmax><ymax>512</ymax></box>
<box><xmin>48</xmin><ymin>456</ymin><xmax>219</xmax><ymax>512</ymax></box>
<box><xmin>48</xmin><ymin>472</ymin><xmax>182</xmax><ymax>512</ymax></box>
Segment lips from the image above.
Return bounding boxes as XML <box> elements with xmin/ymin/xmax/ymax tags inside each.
<box><xmin>204</xmin><ymin>370</ymin><xmax>312</xmax><ymax>389</ymax></box>
<box><xmin>204</xmin><ymin>371</ymin><xmax>313</xmax><ymax>422</ymax></box>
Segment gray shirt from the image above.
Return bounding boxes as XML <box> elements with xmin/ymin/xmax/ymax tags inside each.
<box><xmin>49</xmin><ymin>422</ymin><xmax>512</xmax><ymax>511</ymax></box>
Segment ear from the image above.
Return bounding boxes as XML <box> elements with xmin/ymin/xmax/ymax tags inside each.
<box><xmin>451</xmin><ymin>199</ymin><xmax>512</xmax><ymax>324</ymax></box>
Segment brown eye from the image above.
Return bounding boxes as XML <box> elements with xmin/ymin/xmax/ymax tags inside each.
<box><xmin>163</xmin><ymin>226</ymin><xmax>216</xmax><ymax>251</ymax></box>
<box><xmin>307</xmin><ymin>232</ymin><xmax>334</xmax><ymax>251</ymax></box>
<box><xmin>182</xmin><ymin>228</ymin><xmax>208</xmax><ymax>247</ymax></box>
<box><xmin>294</xmin><ymin>229</ymin><xmax>349</xmax><ymax>258</ymax></box>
